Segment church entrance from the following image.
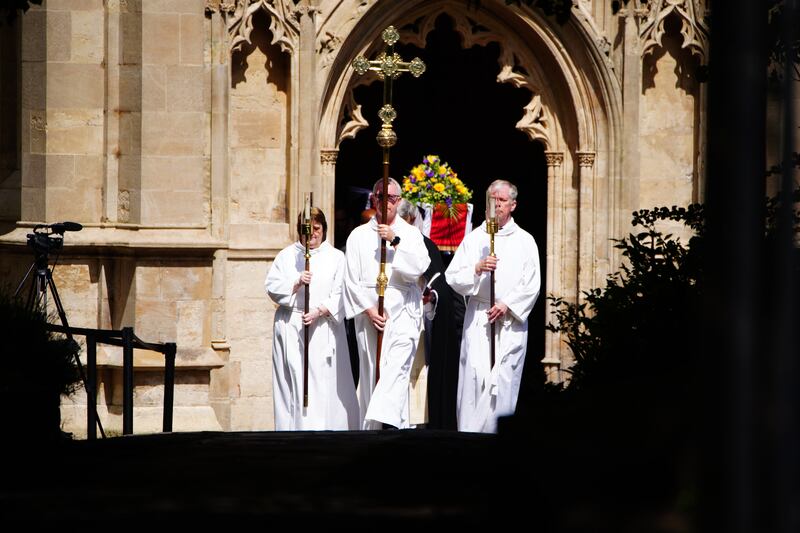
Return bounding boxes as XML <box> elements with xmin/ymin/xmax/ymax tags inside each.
<box><xmin>334</xmin><ymin>14</ymin><xmax>549</xmax><ymax>393</ymax></box>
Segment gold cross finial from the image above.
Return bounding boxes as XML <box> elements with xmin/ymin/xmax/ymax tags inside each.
<box><xmin>352</xmin><ymin>26</ymin><xmax>426</xmax><ymax>147</ymax></box>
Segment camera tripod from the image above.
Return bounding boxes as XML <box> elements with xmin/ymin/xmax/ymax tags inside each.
<box><xmin>15</xmin><ymin>223</ymin><xmax>106</xmax><ymax>438</ymax></box>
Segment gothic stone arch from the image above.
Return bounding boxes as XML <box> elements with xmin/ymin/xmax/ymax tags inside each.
<box><xmin>316</xmin><ymin>0</ymin><xmax>621</xmax><ymax>378</ymax></box>
<box><xmin>225</xmin><ymin>0</ymin><xmax>624</xmax><ymax>379</ymax></box>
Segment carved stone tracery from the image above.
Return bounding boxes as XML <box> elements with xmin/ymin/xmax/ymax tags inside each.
<box><xmin>224</xmin><ymin>0</ymin><xmax>303</xmax><ymax>54</ymax></box>
<box><xmin>638</xmin><ymin>0</ymin><xmax>709</xmax><ymax>63</ymax></box>
<box><xmin>336</xmin><ymin>7</ymin><xmax>553</xmax><ymax>148</ymax></box>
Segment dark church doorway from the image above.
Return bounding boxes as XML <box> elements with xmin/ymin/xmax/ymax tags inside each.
<box><xmin>335</xmin><ymin>13</ymin><xmax>549</xmax><ymax>403</ymax></box>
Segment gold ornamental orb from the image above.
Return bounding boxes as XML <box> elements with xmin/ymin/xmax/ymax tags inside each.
<box><xmin>376</xmin><ymin>125</ymin><xmax>397</xmax><ymax>148</ymax></box>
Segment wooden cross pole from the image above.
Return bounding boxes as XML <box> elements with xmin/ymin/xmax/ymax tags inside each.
<box><xmin>302</xmin><ymin>192</ymin><xmax>312</xmax><ymax>408</ymax></box>
<box><xmin>352</xmin><ymin>26</ymin><xmax>425</xmax><ymax>385</ymax></box>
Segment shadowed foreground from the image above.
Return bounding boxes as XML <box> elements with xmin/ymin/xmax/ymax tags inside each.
<box><xmin>2</xmin><ymin>430</ymin><xmax>501</xmax><ymax>527</ymax></box>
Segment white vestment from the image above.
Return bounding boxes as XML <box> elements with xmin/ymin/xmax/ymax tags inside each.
<box><xmin>445</xmin><ymin>218</ymin><xmax>540</xmax><ymax>433</ymax></box>
<box><xmin>343</xmin><ymin>216</ymin><xmax>431</xmax><ymax>429</ymax></box>
<box><xmin>265</xmin><ymin>241</ymin><xmax>359</xmax><ymax>430</ymax></box>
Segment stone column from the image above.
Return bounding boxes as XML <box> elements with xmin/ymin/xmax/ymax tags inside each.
<box><xmin>208</xmin><ymin>4</ymin><xmax>231</xmax><ymax>430</ymax></box>
<box><xmin>295</xmin><ymin>4</ymin><xmax>320</xmax><ymax>229</ymax></box>
<box><xmin>620</xmin><ymin>8</ymin><xmax>643</xmax><ymax>226</ymax></box>
<box><xmin>543</xmin><ymin>151</ymin><xmax>564</xmax><ymax>383</ymax></box>
<box><xmin>576</xmin><ymin>151</ymin><xmax>596</xmax><ymax>294</ymax></box>
<box><xmin>320</xmin><ymin>149</ymin><xmax>338</xmax><ymax>238</ymax></box>
<box><xmin>104</xmin><ymin>2</ymin><xmax>121</xmax><ymax>223</ymax></box>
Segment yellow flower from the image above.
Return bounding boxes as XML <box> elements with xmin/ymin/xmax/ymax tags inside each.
<box><xmin>402</xmin><ymin>154</ymin><xmax>473</xmax><ymax>207</ymax></box>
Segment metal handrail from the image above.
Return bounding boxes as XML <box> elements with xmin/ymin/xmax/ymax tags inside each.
<box><xmin>46</xmin><ymin>324</ymin><xmax>176</xmax><ymax>439</ymax></box>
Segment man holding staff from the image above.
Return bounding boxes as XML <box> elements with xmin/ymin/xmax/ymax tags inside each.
<box><xmin>344</xmin><ymin>177</ymin><xmax>430</xmax><ymax>429</ymax></box>
<box><xmin>445</xmin><ymin>179</ymin><xmax>541</xmax><ymax>433</ymax></box>
<box><xmin>265</xmin><ymin>207</ymin><xmax>359</xmax><ymax>430</ymax></box>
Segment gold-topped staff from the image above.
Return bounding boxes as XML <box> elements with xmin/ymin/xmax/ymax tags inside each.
<box><xmin>352</xmin><ymin>26</ymin><xmax>425</xmax><ymax>385</ymax></box>
<box><xmin>486</xmin><ymin>193</ymin><xmax>498</xmax><ymax>369</ymax></box>
<box><xmin>302</xmin><ymin>193</ymin><xmax>313</xmax><ymax>407</ymax></box>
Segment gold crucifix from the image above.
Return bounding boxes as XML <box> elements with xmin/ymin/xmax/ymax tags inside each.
<box><xmin>352</xmin><ymin>26</ymin><xmax>426</xmax><ymax>149</ymax></box>
<box><xmin>351</xmin><ymin>26</ymin><xmax>425</xmax><ymax>384</ymax></box>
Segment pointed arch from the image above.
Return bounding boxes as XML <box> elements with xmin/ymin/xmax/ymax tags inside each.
<box><xmin>316</xmin><ymin>0</ymin><xmax>624</xmax><ymax>377</ymax></box>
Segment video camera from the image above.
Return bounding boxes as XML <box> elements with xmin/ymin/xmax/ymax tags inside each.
<box><xmin>26</xmin><ymin>221</ymin><xmax>83</xmax><ymax>257</ymax></box>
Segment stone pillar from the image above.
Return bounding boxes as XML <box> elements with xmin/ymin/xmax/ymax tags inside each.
<box><xmin>320</xmin><ymin>149</ymin><xmax>338</xmax><ymax>239</ymax></box>
<box><xmin>543</xmin><ymin>151</ymin><xmax>564</xmax><ymax>383</ymax></box>
<box><xmin>620</xmin><ymin>8</ymin><xmax>643</xmax><ymax>225</ymax></box>
<box><xmin>118</xmin><ymin>0</ymin><xmax>143</xmax><ymax>224</ymax></box>
<box><xmin>209</xmin><ymin>5</ymin><xmax>231</xmax><ymax>430</ymax></box>
<box><xmin>104</xmin><ymin>2</ymin><xmax>121</xmax><ymax>223</ymax></box>
<box><xmin>295</xmin><ymin>4</ymin><xmax>320</xmax><ymax>230</ymax></box>
<box><xmin>576</xmin><ymin>151</ymin><xmax>596</xmax><ymax>294</ymax></box>
<box><xmin>20</xmin><ymin>2</ymin><xmax>106</xmax><ymax>223</ymax></box>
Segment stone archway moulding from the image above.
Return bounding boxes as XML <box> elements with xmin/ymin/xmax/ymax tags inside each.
<box><xmin>329</xmin><ymin>4</ymin><xmax>560</xmax><ymax>150</ymax></box>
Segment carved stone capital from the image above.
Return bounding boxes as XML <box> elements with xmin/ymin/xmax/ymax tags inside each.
<box><xmin>576</xmin><ymin>151</ymin><xmax>596</xmax><ymax>168</ymax></box>
<box><xmin>320</xmin><ymin>149</ymin><xmax>339</xmax><ymax>164</ymax></box>
<box><xmin>296</xmin><ymin>5</ymin><xmax>320</xmax><ymax>16</ymax></box>
<box><xmin>544</xmin><ymin>151</ymin><xmax>564</xmax><ymax>167</ymax></box>
<box><xmin>205</xmin><ymin>0</ymin><xmax>235</xmax><ymax>15</ymax></box>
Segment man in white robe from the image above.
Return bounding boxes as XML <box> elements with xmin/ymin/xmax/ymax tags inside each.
<box><xmin>445</xmin><ymin>180</ymin><xmax>541</xmax><ymax>433</ymax></box>
<box><xmin>265</xmin><ymin>208</ymin><xmax>359</xmax><ymax>430</ymax></box>
<box><xmin>344</xmin><ymin>178</ymin><xmax>431</xmax><ymax>429</ymax></box>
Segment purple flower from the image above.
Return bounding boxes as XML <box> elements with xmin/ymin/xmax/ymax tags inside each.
<box><xmin>446</xmin><ymin>197</ymin><xmax>453</xmax><ymax>207</ymax></box>
<box><xmin>422</xmin><ymin>157</ymin><xmax>429</xmax><ymax>165</ymax></box>
<box><xmin>425</xmin><ymin>169</ymin><xmax>433</xmax><ymax>178</ymax></box>
<box><xmin>410</xmin><ymin>176</ymin><xmax>416</xmax><ymax>183</ymax></box>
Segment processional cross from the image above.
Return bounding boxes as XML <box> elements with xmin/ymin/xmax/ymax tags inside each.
<box><xmin>351</xmin><ymin>26</ymin><xmax>425</xmax><ymax>384</ymax></box>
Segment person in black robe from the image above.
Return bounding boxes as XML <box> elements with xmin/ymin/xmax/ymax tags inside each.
<box><xmin>397</xmin><ymin>200</ymin><xmax>463</xmax><ymax>429</ymax></box>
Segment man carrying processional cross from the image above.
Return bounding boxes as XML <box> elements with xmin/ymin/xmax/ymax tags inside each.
<box><xmin>343</xmin><ymin>25</ymin><xmax>430</xmax><ymax>430</ymax></box>
<box><xmin>343</xmin><ymin>178</ymin><xmax>430</xmax><ymax>429</ymax></box>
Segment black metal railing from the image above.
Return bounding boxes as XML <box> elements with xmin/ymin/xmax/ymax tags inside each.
<box><xmin>46</xmin><ymin>324</ymin><xmax>176</xmax><ymax>439</ymax></box>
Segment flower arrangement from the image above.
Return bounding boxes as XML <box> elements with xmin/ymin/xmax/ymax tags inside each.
<box><xmin>401</xmin><ymin>154</ymin><xmax>472</xmax><ymax>217</ymax></box>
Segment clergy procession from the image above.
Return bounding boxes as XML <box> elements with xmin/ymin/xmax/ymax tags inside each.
<box><xmin>265</xmin><ymin>25</ymin><xmax>541</xmax><ymax>433</ymax></box>
<box><xmin>265</xmin><ymin>178</ymin><xmax>540</xmax><ymax>433</ymax></box>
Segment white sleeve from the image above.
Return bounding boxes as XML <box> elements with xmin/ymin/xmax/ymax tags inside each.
<box><xmin>265</xmin><ymin>248</ymin><xmax>299</xmax><ymax>307</ymax></box>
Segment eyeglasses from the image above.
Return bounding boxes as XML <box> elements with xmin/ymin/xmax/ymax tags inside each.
<box><xmin>376</xmin><ymin>193</ymin><xmax>401</xmax><ymax>204</ymax></box>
